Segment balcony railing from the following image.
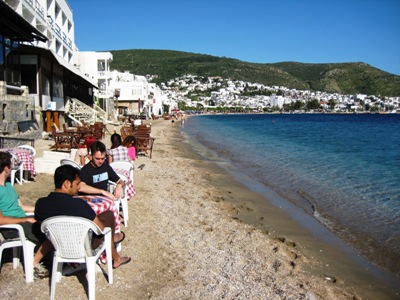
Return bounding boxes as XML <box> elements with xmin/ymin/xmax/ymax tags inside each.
<box><xmin>35</xmin><ymin>1</ymin><xmax>45</xmax><ymax>19</ymax></box>
<box><xmin>55</xmin><ymin>23</ymin><xmax>61</xmax><ymax>37</ymax></box>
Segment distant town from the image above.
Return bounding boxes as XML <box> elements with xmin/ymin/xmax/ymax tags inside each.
<box><xmin>161</xmin><ymin>74</ymin><xmax>400</xmax><ymax>114</ymax></box>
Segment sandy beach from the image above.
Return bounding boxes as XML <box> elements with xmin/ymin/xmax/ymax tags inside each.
<box><xmin>1</xmin><ymin>118</ymin><xmax>399</xmax><ymax>299</ymax></box>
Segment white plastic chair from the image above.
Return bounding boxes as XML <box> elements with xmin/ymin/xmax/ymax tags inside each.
<box><xmin>0</xmin><ymin>224</ymin><xmax>35</xmax><ymax>283</ymax></box>
<box><xmin>60</xmin><ymin>158</ymin><xmax>82</xmax><ymax>170</ymax></box>
<box><xmin>109</xmin><ymin>161</ymin><xmax>134</xmax><ymax>184</ymax></box>
<box><xmin>41</xmin><ymin>216</ymin><xmax>113</xmax><ymax>300</ymax></box>
<box><xmin>10</xmin><ymin>153</ymin><xmax>24</xmax><ymax>186</ymax></box>
<box><xmin>17</xmin><ymin>145</ymin><xmax>36</xmax><ymax>157</ymax></box>
<box><xmin>107</xmin><ymin>173</ymin><xmax>129</xmax><ymax>227</ymax></box>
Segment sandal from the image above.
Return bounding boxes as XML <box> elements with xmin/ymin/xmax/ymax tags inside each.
<box><xmin>113</xmin><ymin>256</ymin><xmax>131</xmax><ymax>269</ymax></box>
<box><xmin>114</xmin><ymin>231</ymin><xmax>125</xmax><ymax>245</ymax></box>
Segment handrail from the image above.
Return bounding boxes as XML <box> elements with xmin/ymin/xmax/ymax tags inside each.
<box><xmin>67</xmin><ymin>114</ymin><xmax>82</xmax><ymax>126</ymax></box>
<box><xmin>6</xmin><ymin>85</ymin><xmax>24</xmax><ymax>91</ymax></box>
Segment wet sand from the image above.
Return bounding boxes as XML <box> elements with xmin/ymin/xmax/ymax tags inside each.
<box><xmin>0</xmin><ymin>118</ymin><xmax>399</xmax><ymax>299</ymax></box>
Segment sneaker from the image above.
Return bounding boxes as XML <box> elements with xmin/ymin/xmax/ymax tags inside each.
<box><xmin>34</xmin><ymin>263</ymin><xmax>49</xmax><ymax>279</ymax></box>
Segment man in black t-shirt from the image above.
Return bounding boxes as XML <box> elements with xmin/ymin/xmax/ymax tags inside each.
<box><xmin>35</xmin><ymin>165</ymin><xmax>131</xmax><ymax>269</ymax></box>
<box><xmin>79</xmin><ymin>141</ymin><xmax>125</xmax><ymax>200</ymax></box>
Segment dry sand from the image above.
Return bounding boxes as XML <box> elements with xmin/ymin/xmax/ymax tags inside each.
<box><xmin>1</xmin><ymin>118</ymin><xmax>399</xmax><ymax>299</ymax></box>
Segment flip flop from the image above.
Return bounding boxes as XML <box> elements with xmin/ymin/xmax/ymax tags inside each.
<box><xmin>113</xmin><ymin>256</ymin><xmax>131</xmax><ymax>269</ymax></box>
<box><xmin>114</xmin><ymin>231</ymin><xmax>125</xmax><ymax>245</ymax></box>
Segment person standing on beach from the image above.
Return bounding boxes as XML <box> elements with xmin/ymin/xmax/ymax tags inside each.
<box><xmin>34</xmin><ymin>165</ymin><xmax>130</xmax><ymax>269</ymax></box>
<box><xmin>0</xmin><ymin>152</ymin><xmax>52</xmax><ymax>278</ymax></box>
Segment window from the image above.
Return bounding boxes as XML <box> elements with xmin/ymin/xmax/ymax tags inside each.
<box><xmin>97</xmin><ymin>60</ymin><xmax>105</xmax><ymax>71</ymax></box>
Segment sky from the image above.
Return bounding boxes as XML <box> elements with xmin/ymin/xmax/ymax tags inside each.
<box><xmin>68</xmin><ymin>0</ymin><xmax>400</xmax><ymax>76</ymax></box>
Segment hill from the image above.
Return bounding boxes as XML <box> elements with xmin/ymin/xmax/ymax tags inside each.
<box><xmin>109</xmin><ymin>49</ymin><xmax>400</xmax><ymax>96</ymax></box>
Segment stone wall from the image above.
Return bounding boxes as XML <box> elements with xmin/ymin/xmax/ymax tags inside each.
<box><xmin>0</xmin><ymin>81</ymin><xmax>42</xmax><ymax>148</ymax></box>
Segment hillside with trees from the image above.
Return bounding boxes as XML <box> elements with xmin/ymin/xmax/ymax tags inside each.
<box><xmin>109</xmin><ymin>49</ymin><xmax>400</xmax><ymax>96</ymax></box>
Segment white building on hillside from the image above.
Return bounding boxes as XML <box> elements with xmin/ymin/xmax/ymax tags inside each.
<box><xmin>270</xmin><ymin>95</ymin><xmax>285</xmax><ymax>108</ymax></box>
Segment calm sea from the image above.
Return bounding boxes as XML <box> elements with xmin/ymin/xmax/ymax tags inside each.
<box><xmin>182</xmin><ymin>113</ymin><xmax>400</xmax><ymax>275</ymax></box>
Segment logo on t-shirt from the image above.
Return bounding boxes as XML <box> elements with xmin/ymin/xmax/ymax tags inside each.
<box><xmin>93</xmin><ymin>172</ymin><xmax>108</xmax><ymax>183</ymax></box>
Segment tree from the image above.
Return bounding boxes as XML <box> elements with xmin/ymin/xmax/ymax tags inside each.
<box><xmin>328</xmin><ymin>99</ymin><xmax>336</xmax><ymax>110</ymax></box>
<box><xmin>306</xmin><ymin>99</ymin><xmax>320</xmax><ymax>111</ymax></box>
<box><xmin>163</xmin><ymin>104</ymin><xmax>170</xmax><ymax>114</ymax></box>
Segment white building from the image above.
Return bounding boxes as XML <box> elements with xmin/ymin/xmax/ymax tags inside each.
<box><xmin>74</xmin><ymin>51</ymin><xmax>114</xmax><ymax>113</ymax></box>
<box><xmin>270</xmin><ymin>95</ymin><xmax>285</xmax><ymax>108</ymax></box>
<box><xmin>6</xmin><ymin>0</ymin><xmax>76</xmax><ymax>63</ymax></box>
<box><xmin>3</xmin><ymin>0</ymin><xmax>97</xmax><ymax>132</ymax></box>
<box><xmin>75</xmin><ymin>51</ymin><xmax>165</xmax><ymax>118</ymax></box>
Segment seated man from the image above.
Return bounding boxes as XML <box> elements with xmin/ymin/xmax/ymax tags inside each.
<box><xmin>34</xmin><ymin>165</ymin><xmax>130</xmax><ymax>269</ymax></box>
<box><xmin>0</xmin><ymin>152</ymin><xmax>52</xmax><ymax>278</ymax></box>
<box><xmin>79</xmin><ymin>141</ymin><xmax>125</xmax><ymax>200</ymax></box>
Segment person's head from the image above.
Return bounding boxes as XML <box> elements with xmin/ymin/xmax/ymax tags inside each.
<box><xmin>110</xmin><ymin>133</ymin><xmax>122</xmax><ymax>149</ymax></box>
<box><xmin>0</xmin><ymin>152</ymin><xmax>12</xmax><ymax>175</ymax></box>
<box><xmin>122</xmin><ymin>135</ymin><xmax>138</xmax><ymax>149</ymax></box>
<box><xmin>54</xmin><ymin>165</ymin><xmax>81</xmax><ymax>195</ymax></box>
<box><xmin>90</xmin><ymin>141</ymin><xmax>107</xmax><ymax>168</ymax></box>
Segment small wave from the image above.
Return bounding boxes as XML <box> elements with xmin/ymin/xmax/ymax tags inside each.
<box><xmin>298</xmin><ymin>190</ymin><xmax>335</xmax><ymax>230</ymax></box>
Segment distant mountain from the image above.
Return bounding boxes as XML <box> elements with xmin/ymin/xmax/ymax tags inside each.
<box><xmin>109</xmin><ymin>49</ymin><xmax>400</xmax><ymax>96</ymax></box>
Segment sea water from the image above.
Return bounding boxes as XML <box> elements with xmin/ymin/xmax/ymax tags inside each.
<box><xmin>181</xmin><ymin>113</ymin><xmax>400</xmax><ymax>275</ymax></box>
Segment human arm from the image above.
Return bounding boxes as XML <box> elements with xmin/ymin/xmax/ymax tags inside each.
<box><xmin>107</xmin><ymin>164</ymin><xmax>125</xmax><ymax>199</ymax></box>
<box><xmin>128</xmin><ymin>146</ymin><xmax>136</xmax><ymax>161</ymax></box>
<box><xmin>78</xmin><ymin>181</ymin><xmax>117</xmax><ymax>200</ymax></box>
<box><xmin>18</xmin><ymin>199</ymin><xmax>35</xmax><ymax>213</ymax></box>
<box><xmin>0</xmin><ymin>210</ymin><xmax>35</xmax><ymax>225</ymax></box>
<box><xmin>113</xmin><ymin>179</ymin><xmax>125</xmax><ymax>199</ymax></box>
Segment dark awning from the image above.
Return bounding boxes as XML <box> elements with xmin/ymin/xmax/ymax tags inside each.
<box><xmin>20</xmin><ymin>44</ymin><xmax>98</xmax><ymax>88</ymax></box>
<box><xmin>0</xmin><ymin>1</ymin><xmax>47</xmax><ymax>42</ymax></box>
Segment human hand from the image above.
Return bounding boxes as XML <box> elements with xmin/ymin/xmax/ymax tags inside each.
<box><xmin>25</xmin><ymin>217</ymin><xmax>36</xmax><ymax>224</ymax></box>
<box><xmin>114</xmin><ymin>185</ymin><xmax>123</xmax><ymax>199</ymax></box>
<box><xmin>102</xmin><ymin>190</ymin><xmax>116</xmax><ymax>200</ymax></box>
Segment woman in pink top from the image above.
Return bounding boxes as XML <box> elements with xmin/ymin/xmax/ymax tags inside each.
<box><xmin>122</xmin><ymin>136</ymin><xmax>138</xmax><ymax>162</ymax></box>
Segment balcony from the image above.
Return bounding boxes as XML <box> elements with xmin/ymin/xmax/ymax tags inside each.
<box><xmin>98</xmin><ymin>71</ymin><xmax>112</xmax><ymax>79</ymax></box>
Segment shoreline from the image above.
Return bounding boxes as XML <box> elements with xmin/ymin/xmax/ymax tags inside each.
<box><xmin>177</xmin><ymin>117</ymin><xmax>400</xmax><ymax>298</ymax></box>
<box><xmin>181</xmin><ymin>114</ymin><xmax>400</xmax><ymax>275</ymax></box>
<box><xmin>1</xmin><ymin>119</ymin><xmax>398</xmax><ymax>299</ymax></box>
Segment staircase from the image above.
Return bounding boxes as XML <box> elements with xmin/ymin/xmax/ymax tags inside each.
<box><xmin>66</xmin><ymin>98</ymin><xmax>118</xmax><ymax>125</ymax></box>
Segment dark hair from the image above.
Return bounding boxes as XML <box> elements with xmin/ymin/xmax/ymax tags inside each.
<box><xmin>90</xmin><ymin>141</ymin><xmax>107</xmax><ymax>155</ymax></box>
<box><xmin>54</xmin><ymin>165</ymin><xmax>80</xmax><ymax>188</ymax></box>
<box><xmin>110</xmin><ymin>133</ymin><xmax>122</xmax><ymax>149</ymax></box>
<box><xmin>0</xmin><ymin>152</ymin><xmax>12</xmax><ymax>173</ymax></box>
<box><xmin>122</xmin><ymin>135</ymin><xmax>138</xmax><ymax>149</ymax></box>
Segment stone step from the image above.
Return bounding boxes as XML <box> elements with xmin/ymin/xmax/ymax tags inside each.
<box><xmin>35</xmin><ymin>151</ymin><xmax>72</xmax><ymax>174</ymax></box>
<box><xmin>35</xmin><ymin>158</ymin><xmax>63</xmax><ymax>174</ymax></box>
<box><xmin>42</xmin><ymin>150</ymin><xmax>71</xmax><ymax>160</ymax></box>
